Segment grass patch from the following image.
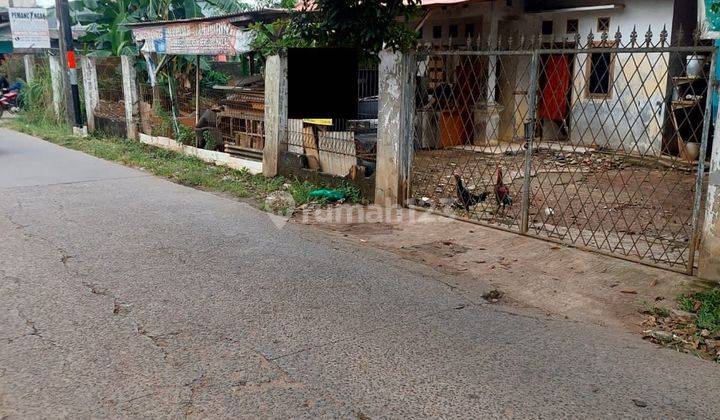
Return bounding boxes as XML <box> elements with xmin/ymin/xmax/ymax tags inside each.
<box><xmin>678</xmin><ymin>288</ymin><xmax>720</xmax><ymax>333</ymax></box>
<box><xmin>5</xmin><ymin>115</ymin><xmax>361</xmax><ymax>210</ymax></box>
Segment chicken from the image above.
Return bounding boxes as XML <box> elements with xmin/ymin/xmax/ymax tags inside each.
<box><xmin>494</xmin><ymin>167</ymin><xmax>512</xmax><ymax>213</ymax></box>
<box><xmin>453</xmin><ymin>171</ymin><xmax>488</xmax><ymax>211</ymax></box>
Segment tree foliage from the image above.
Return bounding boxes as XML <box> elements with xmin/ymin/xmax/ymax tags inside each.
<box><xmin>291</xmin><ymin>0</ymin><xmax>421</xmax><ymax>56</ymax></box>
<box><xmin>250</xmin><ymin>18</ymin><xmax>313</xmax><ymax>57</ymax></box>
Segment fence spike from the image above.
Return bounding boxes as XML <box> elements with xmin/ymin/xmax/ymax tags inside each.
<box><xmin>519</xmin><ymin>33</ymin><xmax>526</xmax><ymax>49</ymax></box>
<box><xmin>660</xmin><ymin>24</ymin><xmax>668</xmax><ymax>46</ymax></box>
<box><xmin>475</xmin><ymin>34</ymin><xmax>482</xmax><ymax>50</ymax></box>
<box><xmin>587</xmin><ymin>29</ymin><xmax>595</xmax><ymax>46</ymax></box>
<box><xmin>466</xmin><ymin>35</ymin><xmax>472</xmax><ymax>49</ymax></box>
<box><xmin>600</xmin><ymin>30</ymin><xmax>608</xmax><ymax>45</ymax></box>
<box><xmin>676</xmin><ymin>24</ymin><xmax>685</xmax><ymax>46</ymax></box>
<box><xmin>644</xmin><ymin>25</ymin><xmax>653</xmax><ymax>46</ymax></box>
<box><xmin>614</xmin><ymin>26</ymin><xmax>622</xmax><ymax>45</ymax></box>
<box><xmin>630</xmin><ymin>25</ymin><xmax>638</xmax><ymax>46</ymax></box>
<box><xmin>573</xmin><ymin>31</ymin><xmax>581</xmax><ymax>47</ymax></box>
<box><xmin>692</xmin><ymin>25</ymin><xmax>702</xmax><ymax>45</ymax></box>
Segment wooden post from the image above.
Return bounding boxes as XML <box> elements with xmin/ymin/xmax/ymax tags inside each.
<box><xmin>121</xmin><ymin>55</ymin><xmax>140</xmax><ymax>140</ymax></box>
<box><xmin>195</xmin><ymin>55</ymin><xmax>200</xmax><ymax>125</ymax></box>
<box><xmin>23</xmin><ymin>55</ymin><xmax>35</xmax><ymax>84</ymax></box>
<box><xmin>48</xmin><ymin>53</ymin><xmax>65</xmax><ymax>120</ymax></box>
<box><xmin>262</xmin><ymin>54</ymin><xmax>288</xmax><ymax>177</ymax></box>
<box><xmin>80</xmin><ymin>55</ymin><xmax>99</xmax><ymax>133</ymax></box>
<box><xmin>375</xmin><ymin>49</ymin><xmax>415</xmax><ymax>207</ymax></box>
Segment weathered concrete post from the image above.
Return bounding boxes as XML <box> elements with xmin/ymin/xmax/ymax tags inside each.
<box><xmin>699</xmin><ymin>111</ymin><xmax>720</xmax><ymax>281</ymax></box>
<box><xmin>121</xmin><ymin>55</ymin><xmax>140</xmax><ymax>140</ymax></box>
<box><xmin>262</xmin><ymin>53</ymin><xmax>288</xmax><ymax>177</ymax></box>
<box><xmin>48</xmin><ymin>53</ymin><xmax>65</xmax><ymax>119</ymax></box>
<box><xmin>375</xmin><ymin>49</ymin><xmax>416</xmax><ymax>207</ymax></box>
<box><xmin>23</xmin><ymin>55</ymin><xmax>35</xmax><ymax>84</ymax></box>
<box><xmin>80</xmin><ymin>56</ymin><xmax>99</xmax><ymax>133</ymax></box>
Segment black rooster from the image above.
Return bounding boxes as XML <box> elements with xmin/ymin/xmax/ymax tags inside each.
<box><xmin>453</xmin><ymin>171</ymin><xmax>488</xmax><ymax>211</ymax></box>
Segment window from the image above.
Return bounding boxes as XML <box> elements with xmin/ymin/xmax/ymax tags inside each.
<box><xmin>597</xmin><ymin>17</ymin><xmax>610</xmax><ymax>33</ymax></box>
<box><xmin>566</xmin><ymin>19</ymin><xmax>579</xmax><ymax>34</ymax></box>
<box><xmin>449</xmin><ymin>24</ymin><xmax>459</xmax><ymax>38</ymax></box>
<box><xmin>542</xmin><ymin>20</ymin><xmax>554</xmax><ymax>35</ymax></box>
<box><xmin>587</xmin><ymin>47</ymin><xmax>614</xmax><ymax>98</ymax></box>
<box><xmin>465</xmin><ymin>23</ymin><xmax>475</xmax><ymax>38</ymax></box>
<box><xmin>433</xmin><ymin>25</ymin><xmax>442</xmax><ymax>39</ymax></box>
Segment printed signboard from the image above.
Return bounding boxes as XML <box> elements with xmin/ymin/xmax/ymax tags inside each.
<box><xmin>9</xmin><ymin>7</ymin><xmax>51</xmax><ymax>49</ymax></box>
<box><xmin>132</xmin><ymin>20</ymin><xmax>254</xmax><ymax>55</ymax></box>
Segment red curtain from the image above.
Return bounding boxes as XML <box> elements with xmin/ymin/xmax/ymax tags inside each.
<box><xmin>538</xmin><ymin>55</ymin><xmax>570</xmax><ymax>121</ymax></box>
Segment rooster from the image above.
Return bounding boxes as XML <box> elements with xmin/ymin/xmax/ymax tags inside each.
<box><xmin>453</xmin><ymin>171</ymin><xmax>488</xmax><ymax>211</ymax></box>
<box><xmin>494</xmin><ymin>167</ymin><xmax>512</xmax><ymax>213</ymax></box>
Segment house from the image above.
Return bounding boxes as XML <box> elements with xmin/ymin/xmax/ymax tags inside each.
<box><xmin>414</xmin><ymin>0</ymin><xmax>707</xmax><ymax>157</ymax></box>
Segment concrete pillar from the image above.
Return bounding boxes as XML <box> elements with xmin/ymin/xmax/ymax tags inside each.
<box><xmin>699</xmin><ymin>111</ymin><xmax>720</xmax><ymax>281</ymax></box>
<box><xmin>374</xmin><ymin>49</ymin><xmax>416</xmax><ymax>207</ymax></box>
<box><xmin>23</xmin><ymin>55</ymin><xmax>35</xmax><ymax>84</ymax></box>
<box><xmin>262</xmin><ymin>54</ymin><xmax>288</xmax><ymax>177</ymax></box>
<box><xmin>80</xmin><ymin>56</ymin><xmax>99</xmax><ymax>133</ymax></box>
<box><xmin>121</xmin><ymin>55</ymin><xmax>140</xmax><ymax>140</ymax></box>
<box><xmin>48</xmin><ymin>54</ymin><xmax>65</xmax><ymax>120</ymax></box>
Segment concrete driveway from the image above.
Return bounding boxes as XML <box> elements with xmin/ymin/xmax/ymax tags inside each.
<box><xmin>1</xmin><ymin>128</ymin><xmax>719</xmax><ymax>418</ymax></box>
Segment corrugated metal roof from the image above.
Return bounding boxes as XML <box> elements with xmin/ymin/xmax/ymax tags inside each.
<box><xmin>122</xmin><ymin>8</ymin><xmax>289</xmax><ymax>29</ymax></box>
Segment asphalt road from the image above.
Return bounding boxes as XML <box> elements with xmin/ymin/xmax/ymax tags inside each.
<box><xmin>1</xmin><ymin>128</ymin><xmax>719</xmax><ymax>418</ymax></box>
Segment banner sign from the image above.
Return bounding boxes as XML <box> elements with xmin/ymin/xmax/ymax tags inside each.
<box><xmin>131</xmin><ymin>20</ymin><xmax>254</xmax><ymax>55</ymax></box>
<box><xmin>9</xmin><ymin>7</ymin><xmax>51</xmax><ymax>49</ymax></box>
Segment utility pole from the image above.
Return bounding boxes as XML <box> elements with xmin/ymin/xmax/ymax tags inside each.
<box><xmin>54</xmin><ymin>0</ymin><xmax>82</xmax><ymax>128</ymax></box>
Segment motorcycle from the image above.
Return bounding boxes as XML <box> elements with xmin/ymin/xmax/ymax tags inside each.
<box><xmin>0</xmin><ymin>87</ymin><xmax>20</xmax><ymax>118</ymax></box>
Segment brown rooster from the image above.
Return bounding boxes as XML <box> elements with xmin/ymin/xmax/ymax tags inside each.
<box><xmin>494</xmin><ymin>167</ymin><xmax>512</xmax><ymax>213</ymax></box>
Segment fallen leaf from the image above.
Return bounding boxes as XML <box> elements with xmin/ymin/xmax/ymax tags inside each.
<box><xmin>550</xmin><ymin>246</ymin><xmax>561</xmax><ymax>250</ymax></box>
<box><xmin>620</xmin><ymin>289</ymin><xmax>638</xmax><ymax>294</ymax></box>
<box><xmin>649</xmin><ymin>279</ymin><xmax>657</xmax><ymax>287</ymax></box>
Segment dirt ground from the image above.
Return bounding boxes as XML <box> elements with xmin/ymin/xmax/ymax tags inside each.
<box><xmin>411</xmin><ymin>147</ymin><xmax>703</xmax><ymax>270</ymax></box>
<box><xmin>293</xmin><ymin>205</ymin><xmax>714</xmax><ymax>332</ymax></box>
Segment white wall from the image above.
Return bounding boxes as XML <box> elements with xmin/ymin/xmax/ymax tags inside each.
<box><xmin>417</xmin><ymin>0</ymin><xmax>680</xmax><ymax>155</ymax></box>
<box><xmin>520</xmin><ymin>0</ymin><xmax>677</xmax><ymax>155</ymax></box>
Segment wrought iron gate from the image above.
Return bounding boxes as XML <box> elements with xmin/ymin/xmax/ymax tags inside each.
<box><xmin>409</xmin><ymin>28</ymin><xmax>716</xmax><ymax>273</ymax></box>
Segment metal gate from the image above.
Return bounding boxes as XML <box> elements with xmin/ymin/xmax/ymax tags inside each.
<box><xmin>409</xmin><ymin>28</ymin><xmax>716</xmax><ymax>274</ymax></box>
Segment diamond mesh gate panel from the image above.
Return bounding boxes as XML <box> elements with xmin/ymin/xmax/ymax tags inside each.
<box><xmin>410</xmin><ymin>29</ymin><xmax>716</xmax><ymax>273</ymax></box>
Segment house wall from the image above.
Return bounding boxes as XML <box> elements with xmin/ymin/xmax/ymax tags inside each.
<box><xmin>418</xmin><ymin>0</ymin><xmax>682</xmax><ymax>155</ymax></box>
<box><xmin>416</xmin><ymin>1</ymin><xmax>537</xmax><ymax>142</ymax></box>
<box><xmin>517</xmin><ymin>0</ymin><xmax>677</xmax><ymax>155</ymax></box>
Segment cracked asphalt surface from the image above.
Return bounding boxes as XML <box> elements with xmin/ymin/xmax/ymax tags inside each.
<box><xmin>1</xmin><ymin>128</ymin><xmax>720</xmax><ymax>418</ymax></box>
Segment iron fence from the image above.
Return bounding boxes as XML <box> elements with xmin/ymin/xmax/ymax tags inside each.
<box><xmin>282</xmin><ymin>66</ymin><xmax>379</xmax><ymax>179</ymax></box>
<box><xmin>409</xmin><ymin>27</ymin><xmax>716</xmax><ymax>273</ymax></box>
<box><xmin>94</xmin><ymin>57</ymin><xmax>125</xmax><ymax>127</ymax></box>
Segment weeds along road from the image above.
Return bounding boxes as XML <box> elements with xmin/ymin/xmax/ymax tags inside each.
<box><xmin>1</xmin><ymin>127</ymin><xmax>719</xmax><ymax>418</ymax></box>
